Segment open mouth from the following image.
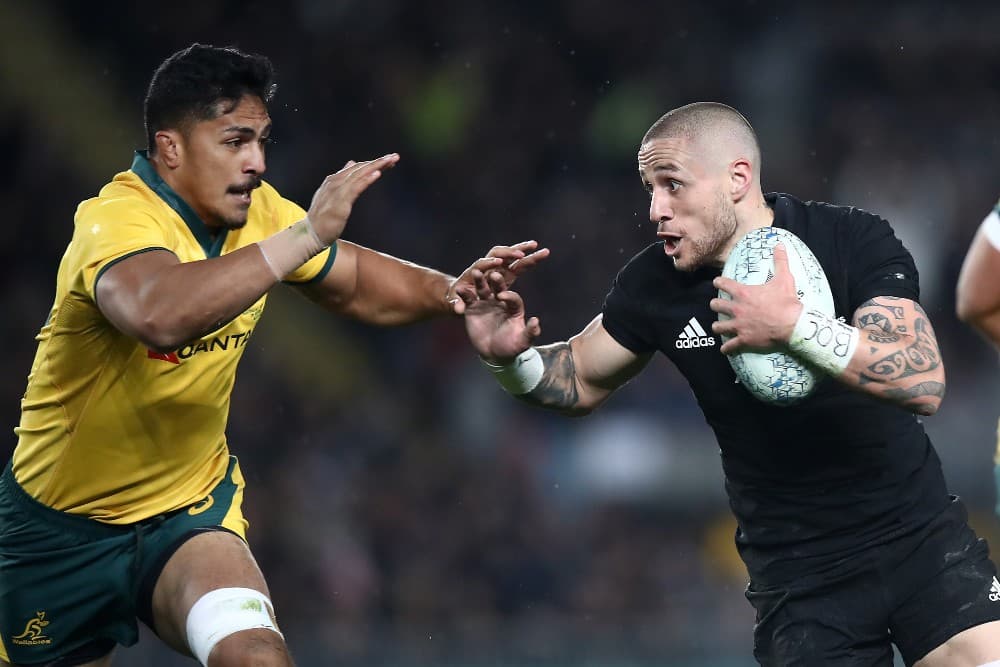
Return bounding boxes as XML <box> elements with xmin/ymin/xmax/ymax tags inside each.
<box><xmin>658</xmin><ymin>232</ymin><xmax>683</xmax><ymax>256</ymax></box>
<box><xmin>228</xmin><ymin>183</ymin><xmax>258</xmax><ymax>206</ymax></box>
<box><xmin>228</xmin><ymin>190</ymin><xmax>251</xmax><ymax>205</ymax></box>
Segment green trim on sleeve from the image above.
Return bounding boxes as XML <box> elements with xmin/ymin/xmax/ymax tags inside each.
<box><xmin>130</xmin><ymin>151</ymin><xmax>229</xmax><ymax>258</ymax></box>
<box><xmin>283</xmin><ymin>242</ymin><xmax>338</xmax><ymax>285</ymax></box>
<box><xmin>93</xmin><ymin>247</ymin><xmax>176</xmax><ymax>308</ymax></box>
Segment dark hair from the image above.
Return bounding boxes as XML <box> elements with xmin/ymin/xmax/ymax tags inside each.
<box><xmin>144</xmin><ymin>43</ymin><xmax>276</xmax><ymax>153</ymax></box>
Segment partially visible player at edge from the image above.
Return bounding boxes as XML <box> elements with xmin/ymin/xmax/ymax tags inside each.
<box><xmin>460</xmin><ymin>102</ymin><xmax>1000</xmax><ymax>666</ymax></box>
<box><xmin>0</xmin><ymin>44</ymin><xmax>547</xmax><ymax>667</ymax></box>
<box><xmin>956</xmin><ymin>200</ymin><xmax>1000</xmax><ymax>517</ymax></box>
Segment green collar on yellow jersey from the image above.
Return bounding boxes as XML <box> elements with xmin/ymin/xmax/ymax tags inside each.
<box><xmin>131</xmin><ymin>151</ymin><xmax>228</xmax><ymax>258</ymax></box>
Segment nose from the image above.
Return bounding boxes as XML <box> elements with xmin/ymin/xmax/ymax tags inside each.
<box><xmin>649</xmin><ymin>190</ymin><xmax>673</xmax><ymax>225</ymax></box>
<box><xmin>245</xmin><ymin>142</ymin><xmax>267</xmax><ymax>175</ymax></box>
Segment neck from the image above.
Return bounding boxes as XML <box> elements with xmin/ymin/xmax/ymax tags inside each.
<box><xmin>716</xmin><ymin>193</ymin><xmax>775</xmax><ymax>267</ymax></box>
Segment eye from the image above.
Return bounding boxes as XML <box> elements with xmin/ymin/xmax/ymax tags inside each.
<box><xmin>667</xmin><ymin>179</ymin><xmax>681</xmax><ymax>192</ymax></box>
<box><xmin>225</xmin><ymin>138</ymin><xmax>244</xmax><ymax>149</ymax></box>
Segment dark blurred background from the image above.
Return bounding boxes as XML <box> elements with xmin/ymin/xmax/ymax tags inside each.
<box><xmin>3</xmin><ymin>1</ymin><xmax>1000</xmax><ymax>665</ymax></box>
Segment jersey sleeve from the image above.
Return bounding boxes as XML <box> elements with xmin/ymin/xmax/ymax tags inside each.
<box><xmin>845</xmin><ymin>209</ymin><xmax>920</xmax><ymax>311</ymax></box>
<box><xmin>76</xmin><ymin>199</ymin><xmax>175</xmax><ymax>301</ymax></box>
<box><xmin>269</xmin><ymin>194</ymin><xmax>338</xmax><ymax>285</ymax></box>
<box><xmin>601</xmin><ymin>261</ymin><xmax>658</xmax><ymax>355</ymax></box>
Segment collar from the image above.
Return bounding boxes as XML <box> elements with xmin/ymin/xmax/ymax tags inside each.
<box><xmin>130</xmin><ymin>150</ymin><xmax>228</xmax><ymax>257</ymax></box>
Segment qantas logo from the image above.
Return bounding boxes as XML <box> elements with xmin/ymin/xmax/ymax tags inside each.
<box><xmin>675</xmin><ymin>317</ymin><xmax>716</xmax><ymax>349</ymax></box>
<box><xmin>147</xmin><ymin>328</ymin><xmax>255</xmax><ymax>364</ymax></box>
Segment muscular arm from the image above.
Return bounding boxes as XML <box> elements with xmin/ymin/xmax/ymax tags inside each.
<box><xmin>956</xmin><ymin>219</ymin><xmax>1000</xmax><ymax>347</ymax></box>
<box><xmin>298</xmin><ymin>240</ymin><xmax>455</xmax><ymax>325</ymax></box>
<box><xmin>96</xmin><ymin>246</ymin><xmax>279</xmax><ymax>352</ymax></box>
<box><xmin>520</xmin><ymin>315</ymin><xmax>652</xmax><ymax>416</ymax></box>
<box><xmin>840</xmin><ymin>296</ymin><xmax>945</xmax><ymax>415</ymax></box>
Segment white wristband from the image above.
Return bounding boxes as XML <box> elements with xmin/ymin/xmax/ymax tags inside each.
<box><xmin>981</xmin><ymin>209</ymin><xmax>1000</xmax><ymax>252</ymax></box>
<box><xmin>788</xmin><ymin>308</ymin><xmax>859</xmax><ymax>376</ymax></box>
<box><xmin>256</xmin><ymin>217</ymin><xmax>328</xmax><ymax>280</ymax></box>
<box><xmin>481</xmin><ymin>348</ymin><xmax>544</xmax><ymax>395</ymax></box>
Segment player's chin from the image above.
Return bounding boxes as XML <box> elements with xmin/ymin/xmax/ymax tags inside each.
<box><xmin>672</xmin><ymin>255</ymin><xmax>700</xmax><ymax>272</ymax></box>
<box><xmin>220</xmin><ymin>210</ymin><xmax>250</xmax><ymax>230</ymax></box>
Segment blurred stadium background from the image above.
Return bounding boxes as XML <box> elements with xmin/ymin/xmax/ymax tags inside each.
<box><xmin>3</xmin><ymin>1</ymin><xmax>1000</xmax><ymax>665</ymax></box>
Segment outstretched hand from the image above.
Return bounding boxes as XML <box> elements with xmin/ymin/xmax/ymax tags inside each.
<box><xmin>307</xmin><ymin>154</ymin><xmax>401</xmax><ymax>245</ymax></box>
<box><xmin>455</xmin><ymin>267</ymin><xmax>542</xmax><ymax>363</ymax></box>
<box><xmin>448</xmin><ymin>241</ymin><xmax>550</xmax><ymax>315</ymax></box>
<box><xmin>710</xmin><ymin>243</ymin><xmax>803</xmax><ymax>355</ymax></box>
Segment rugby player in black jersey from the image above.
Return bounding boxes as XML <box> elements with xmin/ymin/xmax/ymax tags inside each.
<box><xmin>460</xmin><ymin>102</ymin><xmax>1000</xmax><ymax>666</ymax></box>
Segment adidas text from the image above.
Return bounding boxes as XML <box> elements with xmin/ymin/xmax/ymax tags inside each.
<box><xmin>675</xmin><ymin>336</ymin><xmax>716</xmax><ymax>349</ymax></box>
<box><xmin>675</xmin><ymin>317</ymin><xmax>716</xmax><ymax>349</ymax></box>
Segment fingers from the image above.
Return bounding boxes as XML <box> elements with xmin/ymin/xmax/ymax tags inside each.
<box><xmin>524</xmin><ymin>316</ymin><xmax>542</xmax><ymax>340</ymax></box>
<box><xmin>451</xmin><ymin>283</ymin><xmax>479</xmax><ymax>314</ymax></box>
<box><xmin>494</xmin><ymin>287</ymin><xmax>526</xmax><ymax>318</ymax></box>
<box><xmin>329</xmin><ymin>153</ymin><xmax>400</xmax><ymax>188</ymax></box>
<box><xmin>712</xmin><ymin>276</ymin><xmax>740</xmax><ymax>298</ymax></box>
<box><xmin>470</xmin><ymin>256</ymin><xmax>505</xmax><ymax>273</ymax></box>
<box><xmin>709</xmin><ymin>296</ymin><xmax>733</xmax><ymax>316</ymax></box>
<box><xmin>508</xmin><ymin>247</ymin><xmax>550</xmax><ymax>273</ymax></box>
<box><xmin>486</xmin><ymin>270</ymin><xmax>509</xmax><ymax>294</ymax></box>
<box><xmin>486</xmin><ymin>241</ymin><xmax>537</xmax><ymax>258</ymax></box>
<box><xmin>772</xmin><ymin>243</ymin><xmax>790</xmax><ymax>275</ymax></box>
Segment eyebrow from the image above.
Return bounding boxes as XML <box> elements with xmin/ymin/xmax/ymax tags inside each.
<box><xmin>221</xmin><ymin>123</ymin><xmax>272</xmax><ymax>137</ymax></box>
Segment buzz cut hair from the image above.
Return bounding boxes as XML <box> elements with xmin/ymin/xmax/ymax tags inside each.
<box><xmin>144</xmin><ymin>43</ymin><xmax>277</xmax><ymax>154</ymax></box>
<box><xmin>642</xmin><ymin>102</ymin><xmax>762</xmax><ymax>175</ymax></box>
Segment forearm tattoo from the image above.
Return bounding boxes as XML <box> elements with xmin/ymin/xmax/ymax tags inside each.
<box><xmin>854</xmin><ymin>298</ymin><xmax>943</xmax><ymax>409</ymax></box>
<box><xmin>520</xmin><ymin>343</ymin><xmax>580</xmax><ymax>410</ymax></box>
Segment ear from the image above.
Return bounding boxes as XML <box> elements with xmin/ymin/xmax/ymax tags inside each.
<box><xmin>729</xmin><ymin>157</ymin><xmax>753</xmax><ymax>202</ymax></box>
<box><xmin>153</xmin><ymin>130</ymin><xmax>183</xmax><ymax>169</ymax></box>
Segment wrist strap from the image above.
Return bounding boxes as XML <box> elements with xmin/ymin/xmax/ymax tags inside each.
<box><xmin>481</xmin><ymin>348</ymin><xmax>544</xmax><ymax>395</ymax></box>
<box><xmin>788</xmin><ymin>308</ymin><xmax>859</xmax><ymax>376</ymax></box>
<box><xmin>256</xmin><ymin>217</ymin><xmax>328</xmax><ymax>280</ymax></box>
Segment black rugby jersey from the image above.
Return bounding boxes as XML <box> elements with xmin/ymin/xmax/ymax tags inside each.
<box><xmin>602</xmin><ymin>192</ymin><xmax>951</xmax><ymax>586</ymax></box>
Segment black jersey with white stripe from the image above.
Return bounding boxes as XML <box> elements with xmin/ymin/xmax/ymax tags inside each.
<box><xmin>602</xmin><ymin>192</ymin><xmax>950</xmax><ymax>586</ymax></box>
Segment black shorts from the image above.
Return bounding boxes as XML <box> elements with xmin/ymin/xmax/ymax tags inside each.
<box><xmin>746</xmin><ymin>497</ymin><xmax>1000</xmax><ymax>666</ymax></box>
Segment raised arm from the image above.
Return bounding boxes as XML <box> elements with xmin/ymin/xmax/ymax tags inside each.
<box><xmin>956</xmin><ymin>206</ymin><xmax>1000</xmax><ymax>347</ymax></box>
<box><xmin>460</xmin><ymin>271</ymin><xmax>650</xmax><ymax>415</ymax></box>
<box><xmin>298</xmin><ymin>241</ymin><xmax>549</xmax><ymax>326</ymax></box>
<box><xmin>96</xmin><ymin>155</ymin><xmax>398</xmax><ymax>350</ymax></box>
<box><xmin>712</xmin><ymin>244</ymin><xmax>944</xmax><ymax>416</ymax></box>
<box><xmin>527</xmin><ymin>315</ymin><xmax>652</xmax><ymax>415</ymax></box>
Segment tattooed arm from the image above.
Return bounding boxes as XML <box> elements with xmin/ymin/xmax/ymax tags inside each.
<box><xmin>845</xmin><ymin>296</ymin><xmax>945</xmax><ymax>416</ymax></box>
<box><xmin>458</xmin><ymin>268</ymin><xmax>651</xmax><ymax>415</ymax></box>
<box><xmin>523</xmin><ymin>315</ymin><xmax>652</xmax><ymax>415</ymax></box>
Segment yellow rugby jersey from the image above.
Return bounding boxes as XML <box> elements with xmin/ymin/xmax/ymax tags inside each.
<box><xmin>12</xmin><ymin>152</ymin><xmax>336</xmax><ymax>524</ymax></box>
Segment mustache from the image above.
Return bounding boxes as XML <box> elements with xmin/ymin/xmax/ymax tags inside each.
<box><xmin>227</xmin><ymin>176</ymin><xmax>262</xmax><ymax>194</ymax></box>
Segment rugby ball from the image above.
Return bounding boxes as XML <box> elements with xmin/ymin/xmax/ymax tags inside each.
<box><xmin>718</xmin><ymin>227</ymin><xmax>834</xmax><ymax>405</ymax></box>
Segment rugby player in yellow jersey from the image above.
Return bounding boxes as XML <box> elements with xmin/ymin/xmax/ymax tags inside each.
<box><xmin>0</xmin><ymin>44</ymin><xmax>547</xmax><ymax>667</ymax></box>
<box><xmin>957</xmin><ymin>200</ymin><xmax>1000</xmax><ymax>519</ymax></box>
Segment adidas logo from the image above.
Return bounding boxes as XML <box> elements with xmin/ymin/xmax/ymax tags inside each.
<box><xmin>675</xmin><ymin>317</ymin><xmax>716</xmax><ymax>349</ymax></box>
<box><xmin>990</xmin><ymin>576</ymin><xmax>1000</xmax><ymax>602</ymax></box>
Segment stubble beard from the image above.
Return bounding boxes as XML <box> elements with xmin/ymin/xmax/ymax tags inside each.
<box><xmin>674</xmin><ymin>194</ymin><xmax>738</xmax><ymax>272</ymax></box>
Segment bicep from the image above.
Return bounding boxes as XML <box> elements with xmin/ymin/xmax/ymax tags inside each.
<box><xmin>94</xmin><ymin>249</ymin><xmax>180</xmax><ymax>339</ymax></box>
<box><xmin>851</xmin><ymin>296</ymin><xmax>942</xmax><ymax>381</ymax></box>
<box><xmin>297</xmin><ymin>240</ymin><xmax>358</xmax><ymax>312</ymax></box>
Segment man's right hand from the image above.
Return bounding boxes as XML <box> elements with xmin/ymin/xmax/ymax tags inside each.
<box><xmin>456</xmin><ymin>269</ymin><xmax>542</xmax><ymax>363</ymax></box>
<box><xmin>307</xmin><ymin>154</ymin><xmax>400</xmax><ymax>245</ymax></box>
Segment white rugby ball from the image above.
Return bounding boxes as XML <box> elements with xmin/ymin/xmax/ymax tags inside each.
<box><xmin>719</xmin><ymin>227</ymin><xmax>834</xmax><ymax>406</ymax></box>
